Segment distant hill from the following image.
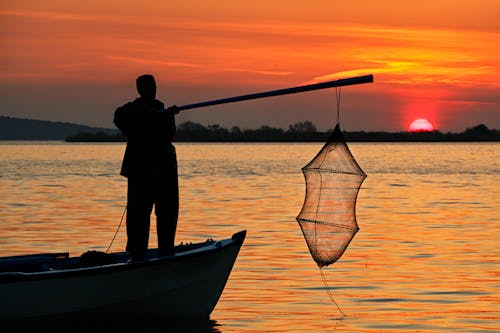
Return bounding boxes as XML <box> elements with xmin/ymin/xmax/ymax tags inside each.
<box><xmin>0</xmin><ymin>116</ymin><xmax>117</xmax><ymax>140</ymax></box>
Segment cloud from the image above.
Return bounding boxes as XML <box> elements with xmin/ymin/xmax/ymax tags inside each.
<box><xmin>304</xmin><ymin>25</ymin><xmax>499</xmax><ymax>89</ymax></box>
<box><xmin>107</xmin><ymin>56</ymin><xmax>200</xmax><ymax>69</ymax></box>
<box><xmin>222</xmin><ymin>68</ymin><xmax>293</xmax><ymax>77</ymax></box>
<box><xmin>1</xmin><ymin>4</ymin><xmax>499</xmax><ymax>131</ymax></box>
<box><xmin>0</xmin><ymin>9</ymin><xmax>115</xmax><ymax>23</ymax></box>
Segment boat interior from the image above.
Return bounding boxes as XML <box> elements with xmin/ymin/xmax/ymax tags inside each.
<box><xmin>0</xmin><ymin>239</ymin><xmax>216</xmax><ymax>274</ymax></box>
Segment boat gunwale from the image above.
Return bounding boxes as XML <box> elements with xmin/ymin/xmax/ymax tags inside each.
<box><xmin>0</xmin><ymin>230</ymin><xmax>246</xmax><ymax>284</ymax></box>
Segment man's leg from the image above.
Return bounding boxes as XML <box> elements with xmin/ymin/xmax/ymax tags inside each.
<box><xmin>126</xmin><ymin>177</ymin><xmax>153</xmax><ymax>260</ymax></box>
<box><xmin>155</xmin><ymin>170</ymin><xmax>179</xmax><ymax>257</ymax></box>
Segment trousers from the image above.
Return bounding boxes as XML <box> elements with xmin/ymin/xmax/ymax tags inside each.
<box><xmin>126</xmin><ymin>172</ymin><xmax>179</xmax><ymax>259</ymax></box>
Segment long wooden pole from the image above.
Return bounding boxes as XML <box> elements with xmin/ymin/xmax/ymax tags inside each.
<box><xmin>176</xmin><ymin>74</ymin><xmax>373</xmax><ymax>112</ymax></box>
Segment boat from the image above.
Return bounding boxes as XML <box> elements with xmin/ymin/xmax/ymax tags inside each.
<box><xmin>0</xmin><ymin>230</ymin><xmax>246</xmax><ymax>323</ymax></box>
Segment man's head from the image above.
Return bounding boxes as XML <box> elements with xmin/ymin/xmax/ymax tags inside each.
<box><xmin>136</xmin><ymin>74</ymin><xmax>156</xmax><ymax>99</ymax></box>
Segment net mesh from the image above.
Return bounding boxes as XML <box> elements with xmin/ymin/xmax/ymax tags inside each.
<box><xmin>296</xmin><ymin>124</ymin><xmax>366</xmax><ymax>267</ymax></box>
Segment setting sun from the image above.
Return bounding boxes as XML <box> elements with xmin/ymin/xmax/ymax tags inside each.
<box><xmin>408</xmin><ymin>118</ymin><xmax>434</xmax><ymax>132</ymax></box>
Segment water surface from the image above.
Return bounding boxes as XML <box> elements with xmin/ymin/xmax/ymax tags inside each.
<box><xmin>0</xmin><ymin>142</ymin><xmax>498</xmax><ymax>332</ymax></box>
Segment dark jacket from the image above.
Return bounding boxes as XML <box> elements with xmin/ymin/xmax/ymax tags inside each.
<box><xmin>114</xmin><ymin>97</ymin><xmax>176</xmax><ymax>178</ymax></box>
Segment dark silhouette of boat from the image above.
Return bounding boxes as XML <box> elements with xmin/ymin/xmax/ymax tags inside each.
<box><xmin>0</xmin><ymin>230</ymin><xmax>246</xmax><ymax>323</ymax></box>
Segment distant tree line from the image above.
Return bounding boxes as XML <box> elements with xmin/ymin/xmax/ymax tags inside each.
<box><xmin>65</xmin><ymin>131</ymin><xmax>126</xmax><ymax>142</ymax></box>
<box><xmin>345</xmin><ymin>124</ymin><xmax>500</xmax><ymax>142</ymax></box>
<box><xmin>65</xmin><ymin>121</ymin><xmax>500</xmax><ymax>142</ymax></box>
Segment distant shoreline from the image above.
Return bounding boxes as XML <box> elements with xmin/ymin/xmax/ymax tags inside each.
<box><xmin>1</xmin><ymin>116</ymin><xmax>498</xmax><ymax>142</ymax></box>
<box><xmin>65</xmin><ymin>123</ymin><xmax>499</xmax><ymax>142</ymax></box>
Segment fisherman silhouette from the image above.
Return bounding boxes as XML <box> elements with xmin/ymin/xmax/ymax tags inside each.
<box><xmin>114</xmin><ymin>74</ymin><xmax>179</xmax><ymax>261</ymax></box>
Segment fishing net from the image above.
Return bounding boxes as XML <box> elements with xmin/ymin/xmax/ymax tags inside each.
<box><xmin>296</xmin><ymin>124</ymin><xmax>366</xmax><ymax>267</ymax></box>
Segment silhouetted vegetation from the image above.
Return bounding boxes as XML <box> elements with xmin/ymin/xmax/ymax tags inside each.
<box><xmin>66</xmin><ymin>131</ymin><xmax>125</xmax><ymax>142</ymax></box>
<box><xmin>344</xmin><ymin>124</ymin><xmax>500</xmax><ymax>142</ymax></box>
<box><xmin>68</xmin><ymin>121</ymin><xmax>500</xmax><ymax>142</ymax></box>
<box><xmin>1</xmin><ymin>116</ymin><xmax>498</xmax><ymax>142</ymax></box>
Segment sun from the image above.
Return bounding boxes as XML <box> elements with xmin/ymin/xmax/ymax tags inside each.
<box><xmin>408</xmin><ymin>118</ymin><xmax>434</xmax><ymax>132</ymax></box>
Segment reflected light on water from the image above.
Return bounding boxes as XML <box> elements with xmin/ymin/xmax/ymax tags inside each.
<box><xmin>0</xmin><ymin>142</ymin><xmax>498</xmax><ymax>332</ymax></box>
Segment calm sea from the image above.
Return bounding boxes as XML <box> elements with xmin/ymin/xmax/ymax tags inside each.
<box><xmin>0</xmin><ymin>142</ymin><xmax>498</xmax><ymax>332</ymax></box>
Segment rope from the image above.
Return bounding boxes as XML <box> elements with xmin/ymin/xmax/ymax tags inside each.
<box><xmin>336</xmin><ymin>87</ymin><xmax>342</xmax><ymax>126</ymax></box>
<box><xmin>106</xmin><ymin>206</ymin><xmax>126</xmax><ymax>253</ymax></box>
<box><xmin>320</xmin><ymin>267</ymin><xmax>346</xmax><ymax>317</ymax></box>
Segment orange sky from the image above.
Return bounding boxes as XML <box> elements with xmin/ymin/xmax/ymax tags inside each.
<box><xmin>1</xmin><ymin>0</ymin><xmax>499</xmax><ymax>131</ymax></box>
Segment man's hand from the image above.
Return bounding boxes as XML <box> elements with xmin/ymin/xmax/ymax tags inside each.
<box><xmin>166</xmin><ymin>105</ymin><xmax>180</xmax><ymax>115</ymax></box>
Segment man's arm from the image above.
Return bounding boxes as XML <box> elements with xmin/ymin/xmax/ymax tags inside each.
<box><xmin>159</xmin><ymin>105</ymin><xmax>177</xmax><ymax>142</ymax></box>
<box><xmin>166</xmin><ymin>105</ymin><xmax>179</xmax><ymax>115</ymax></box>
<box><xmin>114</xmin><ymin>102</ymin><xmax>133</xmax><ymax>137</ymax></box>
